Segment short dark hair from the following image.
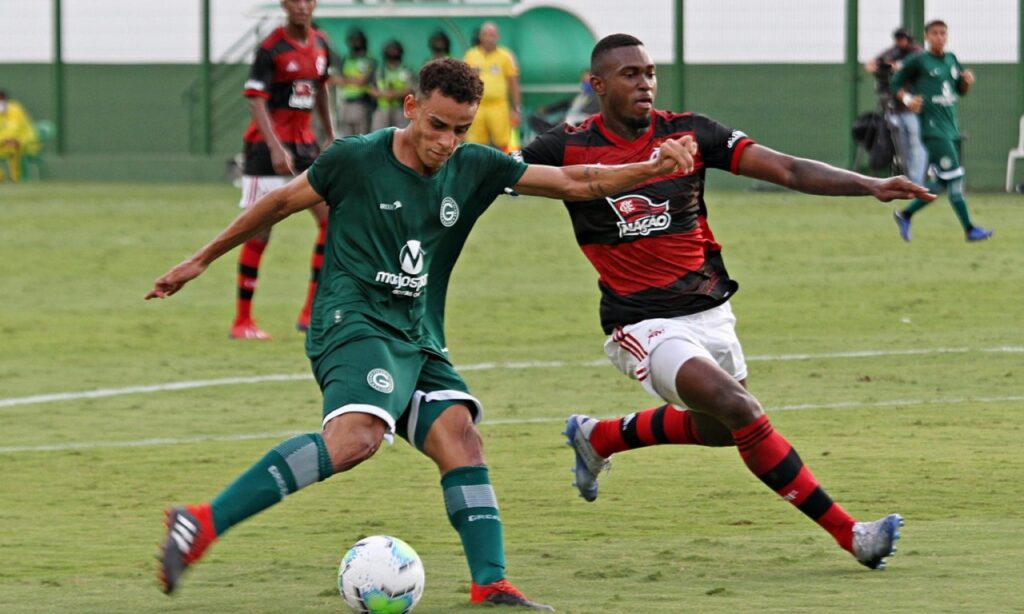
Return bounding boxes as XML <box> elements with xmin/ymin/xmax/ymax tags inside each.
<box><xmin>428</xmin><ymin>30</ymin><xmax>450</xmax><ymax>54</ymax></box>
<box><xmin>892</xmin><ymin>27</ymin><xmax>911</xmax><ymax>41</ymax></box>
<box><xmin>417</xmin><ymin>58</ymin><xmax>483</xmax><ymax>104</ymax></box>
<box><xmin>925</xmin><ymin>19</ymin><xmax>947</xmax><ymax>33</ymax></box>
<box><xmin>591</xmin><ymin>34</ymin><xmax>644</xmax><ymax>74</ymax></box>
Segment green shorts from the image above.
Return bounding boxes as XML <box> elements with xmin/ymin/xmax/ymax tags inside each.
<box><xmin>311</xmin><ymin>333</ymin><xmax>482</xmax><ymax>450</ymax></box>
<box><xmin>923</xmin><ymin>137</ymin><xmax>964</xmax><ymax>181</ymax></box>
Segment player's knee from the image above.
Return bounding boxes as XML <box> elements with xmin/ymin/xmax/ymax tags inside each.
<box><xmin>711</xmin><ymin>386</ymin><xmax>764</xmax><ymax>431</ymax></box>
<box><xmin>322</xmin><ymin>417</ymin><xmax>386</xmax><ymax>472</ymax></box>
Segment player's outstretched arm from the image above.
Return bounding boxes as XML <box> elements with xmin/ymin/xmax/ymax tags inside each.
<box><xmin>736</xmin><ymin>144</ymin><xmax>935</xmax><ymax>203</ymax></box>
<box><xmin>514</xmin><ymin>135</ymin><xmax>698</xmax><ymax>200</ymax></box>
<box><xmin>145</xmin><ymin>173</ymin><xmax>324</xmax><ymax>300</ymax></box>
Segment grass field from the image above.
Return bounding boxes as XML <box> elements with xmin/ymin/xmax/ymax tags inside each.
<box><xmin>1</xmin><ymin>182</ymin><xmax>1022</xmax><ymax>613</ymax></box>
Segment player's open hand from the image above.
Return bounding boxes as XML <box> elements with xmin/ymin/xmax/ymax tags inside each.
<box><xmin>145</xmin><ymin>260</ymin><xmax>208</xmax><ymax>300</ymax></box>
<box><xmin>652</xmin><ymin>135</ymin><xmax>698</xmax><ymax>176</ymax></box>
<box><xmin>870</xmin><ymin>176</ymin><xmax>936</xmax><ymax>203</ymax></box>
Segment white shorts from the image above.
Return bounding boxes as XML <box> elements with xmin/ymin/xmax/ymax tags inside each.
<box><xmin>238</xmin><ymin>175</ymin><xmax>289</xmax><ymax>208</ymax></box>
<box><xmin>603</xmin><ymin>301</ymin><xmax>748</xmax><ymax>406</ymax></box>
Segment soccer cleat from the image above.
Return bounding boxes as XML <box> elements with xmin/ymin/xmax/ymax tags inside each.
<box><xmin>159</xmin><ymin>504</ymin><xmax>217</xmax><ymax>594</ymax></box>
<box><xmin>893</xmin><ymin>211</ymin><xmax>912</xmax><ymax>242</ymax></box>
<box><xmin>965</xmin><ymin>226</ymin><xmax>993</xmax><ymax>242</ymax></box>
<box><xmin>563</xmin><ymin>414</ymin><xmax>610</xmax><ymax>502</ymax></box>
<box><xmin>852</xmin><ymin>513</ymin><xmax>903</xmax><ymax>570</ymax></box>
<box><xmin>470</xmin><ymin>579</ymin><xmax>555</xmax><ymax>611</ymax></box>
<box><xmin>229</xmin><ymin>319</ymin><xmax>272</xmax><ymax>340</ymax></box>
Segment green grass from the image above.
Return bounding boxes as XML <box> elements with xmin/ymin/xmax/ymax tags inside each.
<box><xmin>1</xmin><ymin>183</ymin><xmax>1022</xmax><ymax>613</ymax></box>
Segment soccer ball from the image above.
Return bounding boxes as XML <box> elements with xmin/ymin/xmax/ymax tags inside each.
<box><xmin>338</xmin><ymin>535</ymin><xmax>425</xmax><ymax>613</ymax></box>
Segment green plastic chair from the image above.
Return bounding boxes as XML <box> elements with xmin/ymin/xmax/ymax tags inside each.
<box><xmin>22</xmin><ymin>119</ymin><xmax>55</xmax><ymax>181</ymax></box>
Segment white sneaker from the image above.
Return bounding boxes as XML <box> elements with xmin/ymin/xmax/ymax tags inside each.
<box><xmin>564</xmin><ymin>414</ymin><xmax>610</xmax><ymax>502</ymax></box>
<box><xmin>852</xmin><ymin>513</ymin><xmax>904</xmax><ymax>570</ymax></box>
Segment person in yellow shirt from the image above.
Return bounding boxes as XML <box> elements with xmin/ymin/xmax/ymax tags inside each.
<box><xmin>0</xmin><ymin>90</ymin><xmax>40</xmax><ymax>183</ymax></box>
<box><xmin>463</xmin><ymin>22</ymin><xmax>521</xmax><ymax>151</ymax></box>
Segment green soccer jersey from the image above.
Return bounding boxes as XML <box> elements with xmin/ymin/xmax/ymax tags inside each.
<box><xmin>305</xmin><ymin>128</ymin><xmax>528</xmax><ymax>360</ymax></box>
<box><xmin>891</xmin><ymin>50</ymin><xmax>966</xmax><ymax>141</ymax></box>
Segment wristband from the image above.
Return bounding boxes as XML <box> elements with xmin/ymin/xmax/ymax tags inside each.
<box><xmin>901</xmin><ymin>93</ymin><xmax>913</xmax><ymax>106</ymax></box>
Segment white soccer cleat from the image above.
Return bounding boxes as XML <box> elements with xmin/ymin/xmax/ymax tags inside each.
<box><xmin>564</xmin><ymin>414</ymin><xmax>610</xmax><ymax>502</ymax></box>
<box><xmin>852</xmin><ymin>513</ymin><xmax>904</xmax><ymax>570</ymax></box>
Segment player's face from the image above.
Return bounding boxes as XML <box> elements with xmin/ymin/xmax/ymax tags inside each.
<box><xmin>593</xmin><ymin>45</ymin><xmax>657</xmax><ymax>132</ymax></box>
<box><xmin>281</xmin><ymin>0</ymin><xmax>315</xmax><ymax>27</ymax></box>
<box><xmin>404</xmin><ymin>90</ymin><xmax>477</xmax><ymax>171</ymax></box>
<box><xmin>925</xmin><ymin>25</ymin><xmax>947</xmax><ymax>54</ymax></box>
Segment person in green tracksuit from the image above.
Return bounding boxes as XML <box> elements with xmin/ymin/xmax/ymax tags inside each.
<box><xmin>891</xmin><ymin>19</ymin><xmax>993</xmax><ymax>242</ymax></box>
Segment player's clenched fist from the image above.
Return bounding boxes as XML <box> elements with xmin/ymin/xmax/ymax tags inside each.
<box><xmin>651</xmin><ymin>135</ymin><xmax>698</xmax><ymax>175</ymax></box>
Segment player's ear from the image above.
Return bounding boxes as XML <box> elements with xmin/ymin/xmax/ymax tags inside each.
<box><xmin>590</xmin><ymin>73</ymin><xmax>606</xmax><ymax>96</ymax></box>
<box><xmin>403</xmin><ymin>94</ymin><xmax>417</xmax><ymax>120</ymax></box>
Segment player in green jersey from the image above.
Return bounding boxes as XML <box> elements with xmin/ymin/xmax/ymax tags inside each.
<box><xmin>146</xmin><ymin>58</ymin><xmax>697</xmax><ymax>609</ymax></box>
<box><xmin>891</xmin><ymin>20</ymin><xmax>993</xmax><ymax>242</ymax></box>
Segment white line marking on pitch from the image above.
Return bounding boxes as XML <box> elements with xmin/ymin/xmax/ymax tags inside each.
<box><xmin>1</xmin><ymin>395</ymin><xmax>1021</xmax><ymax>455</ymax></box>
<box><xmin>1</xmin><ymin>346</ymin><xmax>1021</xmax><ymax>410</ymax></box>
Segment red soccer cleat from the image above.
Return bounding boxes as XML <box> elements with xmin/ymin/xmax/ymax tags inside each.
<box><xmin>158</xmin><ymin>504</ymin><xmax>217</xmax><ymax>594</ymax></box>
<box><xmin>229</xmin><ymin>319</ymin><xmax>272</xmax><ymax>340</ymax></box>
<box><xmin>470</xmin><ymin>579</ymin><xmax>555</xmax><ymax>610</ymax></box>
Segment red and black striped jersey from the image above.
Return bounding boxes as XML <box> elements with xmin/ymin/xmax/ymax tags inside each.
<box><xmin>242</xmin><ymin>26</ymin><xmax>330</xmax><ymax>146</ymax></box>
<box><xmin>520</xmin><ymin>109</ymin><xmax>755</xmax><ymax>333</ymax></box>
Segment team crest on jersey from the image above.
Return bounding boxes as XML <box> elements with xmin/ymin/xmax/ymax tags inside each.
<box><xmin>607</xmin><ymin>194</ymin><xmax>672</xmax><ymax>237</ymax></box>
<box><xmin>288</xmin><ymin>80</ymin><xmax>315</xmax><ymax>109</ymax></box>
<box><xmin>376</xmin><ymin>240</ymin><xmax>429</xmax><ymax>297</ymax></box>
<box><xmin>440</xmin><ymin>197</ymin><xmax>459</xmax><ymax>227</ymax></box>
<box><xmin>366</xmin><ymin>368</ymin><xmax>394</xmax><ymax>394</ymax></box>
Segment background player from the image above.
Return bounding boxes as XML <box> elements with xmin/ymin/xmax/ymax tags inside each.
<box><xmin>520</xmin><ymin>34</ymin><xmax>932</xmax><ymax>571</ymax></box>
<box><xmin>233</xmin><ymin>0</ymin><xmax>334</xmax><ymax>339</ymax></box>
<box><xmin>891</xmin><ymin>20</ymin><xmax>993</xmax><ymax>242</ymax></box>
<box><xmin>463</xmin><ymin>22</ymin><xmax>521</xmax><ymax>151</ymax></box>
<box><xmin>147</xmin><ymin>58</ymin><xmax>696</xmax><ymax>608</ymax></box>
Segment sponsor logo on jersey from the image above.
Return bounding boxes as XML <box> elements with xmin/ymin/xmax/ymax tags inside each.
<box><xmin>375</xmin><ymin>240</ymin><xmax>429</xmax><ymax>297</ymax></box>
<box><xmin>727</xmin><ymin>130</ymin><xmax>747</xmax><ymax>149</ymax></box>
<box><xmin>931</xmin><ymin>81</ymin><xmax>957</xmax><ymax>106</ymax></box>
<box><xmin>607</xmin><ymin>194</ymin><xmax>672</xmax><ymax>237</ymax></box>
<box><xmin>367</xmin><ymin>368</ymin><xmax>395</xmax><ymax>394</ymax></box>
<box><xmin>440</xmin><ymin>197</ymin><xmax>459</xmax><ymax>227</ymax></box>
<box><xmin>288</xmin><ymin>80</ymin><xmax>315</xmax><ymax>109</ymax></box>
<box><xmin>379</xmin><ymin>200</ymin><xmax>402</xmax><ymax>210</ymax></box>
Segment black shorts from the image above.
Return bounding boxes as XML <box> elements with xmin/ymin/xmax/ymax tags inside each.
<box><xmin>242</xmin><ymin>141</ymin><xmax>320</xmax><ymax>176</ymax></box>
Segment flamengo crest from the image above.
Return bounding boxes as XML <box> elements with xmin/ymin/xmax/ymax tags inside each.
<box><xmin>607</xmin><ymin>194</ymin><xmax>671</xmax><ymax>237</ymax></box>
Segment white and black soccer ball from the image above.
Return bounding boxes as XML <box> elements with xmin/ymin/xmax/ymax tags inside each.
<box><xmin>338</xmin><ymin>535</ymin><xmax>425</xmax><ymax>613</ymax></box>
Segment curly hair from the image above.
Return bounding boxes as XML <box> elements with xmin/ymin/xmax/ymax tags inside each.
<box><xmin>416</xmin><ymin>58</ymin><xmax>483</xmax><ymax>105</ymax></box>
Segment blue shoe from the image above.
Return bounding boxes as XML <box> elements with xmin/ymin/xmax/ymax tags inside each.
<box><xmin>966</xmin><ymin>226</ymin><xmax>993</xmax><ymax>242</ymax></box>
<box><xmin>852</xmin><ymin>513</ymin><xmax>903</xmax><ymax>570</ymax></box>
<box><xmin>563</xmin><ymin>414</ymin><xmax>609</xmax><ymax>502</ymax></box>
<box><xmin>893</xmin><ymin>211</ymin><xmax>912</xmax><ymax>242</ymax></box>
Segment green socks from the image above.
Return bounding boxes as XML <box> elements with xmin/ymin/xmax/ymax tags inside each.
<box><xmin>442</xmin><ymin>465</ymin><xmax>506</xmax><ymax>585</ymax></box>
<box><xmin>211</xmin><ymin>433</ymin><xmax>333</xmax><ymax>535</ymax></box>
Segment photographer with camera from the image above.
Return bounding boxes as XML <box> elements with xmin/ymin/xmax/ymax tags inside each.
<box><xmin>865</xmin><ymin>28</ymin><xmax>925</xmax><ymax>185</ymax></box>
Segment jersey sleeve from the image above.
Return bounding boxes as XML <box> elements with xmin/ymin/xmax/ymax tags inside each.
<box><xmin>243</xmin><ymin>47</ymin><xmax>274</xmax><ymax>99</ymax></box>
<box><xmin>306</xmin><ymin>137</ymin><xmax>356</xmax><ymax>204</ymax></box>
<box><xmin>519</xmin><ymin>125</ymin><xmax>566</xmax><ymax>166</ymax></box>
<box><xmin>691</xmin><ymin>114</ymin><xmax>753</xmax><ymax>174</ymax></box>
<box><xmin>502</xmin><ymin>48</ymin><xmax>520</xmax><ymax>77</ymax></box>
<box><xmin>466</xmin><ymin>144</ymin><xmax>528</xmax><ymax>203</ymax></box>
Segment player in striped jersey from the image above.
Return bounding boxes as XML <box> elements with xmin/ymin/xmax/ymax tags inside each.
<box><xmin>520</xmin><ymin>34</ymin><xmax>932</xmax><ymax>570</ymax></box>
<box><xmin>232</xmin><ymin>0</ymin><xmax>334</xmax><ymax>339</ymax></box>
